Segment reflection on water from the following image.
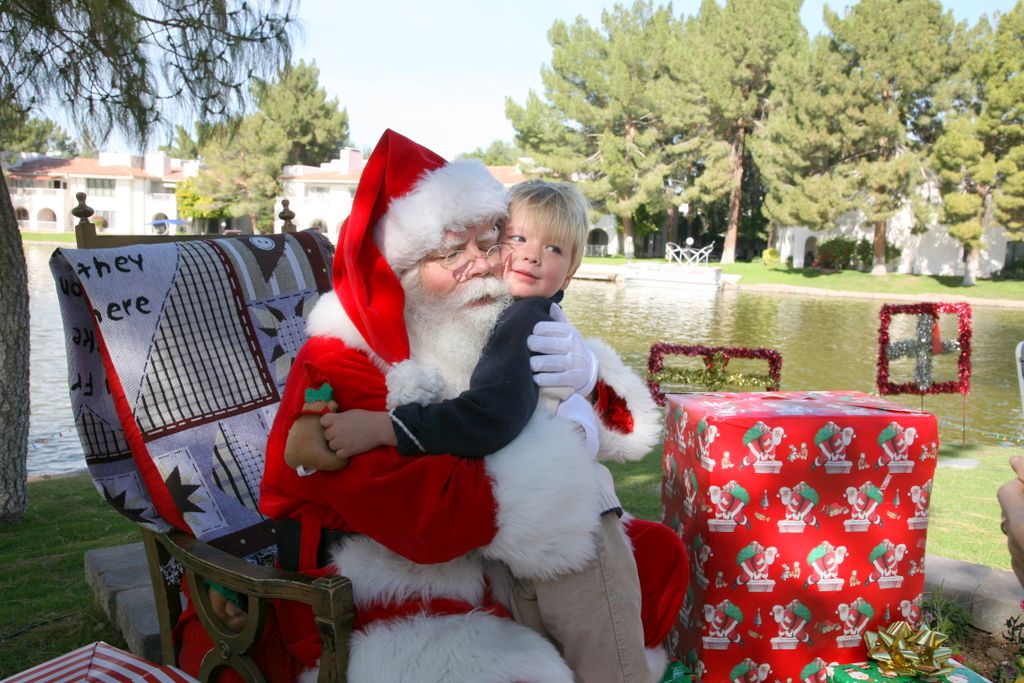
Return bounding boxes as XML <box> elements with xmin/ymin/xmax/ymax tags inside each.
<box><xmin>562</xmin><ymin>280</ymin><xmax>1024</xmax><ymax>448</ymax></box>
<box><xmin>23</xmin><ymin>243</ymin><xmax>1024</xmax><ymax>476</ymax></box>
<box><xmin>26</xmin><ymin>242</ymin><xmax>83</xmax><ymax>475</ymax></box>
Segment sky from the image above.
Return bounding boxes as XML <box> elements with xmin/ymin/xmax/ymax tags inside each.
<box><xmin>289</xmin><ymin>0</ymin><xmax>1019</xmax><ymax>160</ymax></box>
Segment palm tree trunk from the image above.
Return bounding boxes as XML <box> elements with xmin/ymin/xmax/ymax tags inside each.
<box><xmin>0</xmin><ymin>167</ymin><xmax>29</xmax><ymax>522</ymax></box>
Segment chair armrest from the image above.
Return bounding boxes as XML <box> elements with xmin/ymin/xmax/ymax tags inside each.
<box><xmin>142</xmin><ymin>528</ymin><xmax>352</xmax><ymax>683</ymax></box>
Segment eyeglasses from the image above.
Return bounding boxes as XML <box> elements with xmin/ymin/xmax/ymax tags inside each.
<box><xmin>429</xmin><ymin>243</ymin><xmax>511</xmax><ymax>271</ymax></box>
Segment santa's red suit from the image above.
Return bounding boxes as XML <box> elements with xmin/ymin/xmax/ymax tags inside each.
<box><xmin>240</xmin><ymin>130</ymin><xmax>684</xmax><ymax>682</ymax></box>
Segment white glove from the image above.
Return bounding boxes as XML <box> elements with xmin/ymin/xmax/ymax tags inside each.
<box><xmin>529</xmin><ymin>303</ymin><xmax>598</xmax><ymax>397</ymax></box>
<box><xmin>555</xmin><ymin>392</ymin><xmax>599</xmax><ymax>460</ymax></box>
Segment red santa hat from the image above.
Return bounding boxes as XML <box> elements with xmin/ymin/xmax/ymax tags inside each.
<box><xmin>335</xmin><ymin>129</ymin><xmax>508</xmax><ymax>366</ymax></box>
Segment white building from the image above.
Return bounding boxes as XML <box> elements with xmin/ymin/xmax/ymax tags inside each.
<box><xmin>7</xmin><ymin>151</ymin><xmax>199</xmax><ymax>235</ymax></box>
<box><xmin>777</xmin><ymin>200</ymin><xmax>1021</xmax><ymax>277</ymax></box>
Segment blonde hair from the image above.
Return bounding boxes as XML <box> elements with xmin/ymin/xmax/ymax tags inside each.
<box><xmin>507</xmin><ymin>180</ymin><xmax>590</xmax><ymax>276</ymax></box>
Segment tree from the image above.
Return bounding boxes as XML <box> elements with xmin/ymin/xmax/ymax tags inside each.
<box><xmin>193</xmin><ymin>114</ymin><xmax>289</xmax><ymax>233</ymax></box>
<box><xmin>254</xmin><ymin>60</ymin><xmax>350</xmax><ymax>166</ymax></box>
<box><xmin>0</xmin><ymin>0</ymin><xmax>295</xmax><ymax>522</ymax></box>
<box><xmin>193</xmin><ymin>60</ymin><xmax>349</xmax><ymax>233</ymax></box>
<box><xmin>460</xmin><ymin>140</ymin><xmax>521</xmax><ymax>166</ymax></box>
<box><xmin>0</xmin><ymin>105</ymin><xmax>78</xmax><ymax>159</ymax></box>
<box><xmin>681</xmin><ymin>0</ymin><xmax>805</xmax><ymax>263</ymax></box>
<box><xmin>507</xmin><ymin>1</ymin><xmax>677</xmax><ymax>257</ymax></box>
<box><xmin>931</xmin><ymin>5</ymin><xmax>1024</xmax><ymax>285</ymax></box>
<box><xmin>753</xmin><ymin>0</ymin><xmax>965</xmax><ymax>274</ymax></box>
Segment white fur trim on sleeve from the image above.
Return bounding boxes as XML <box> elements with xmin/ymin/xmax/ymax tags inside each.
<box><xmin>375</xmin><ymin>159</ymin><xmax>509</xmax><ymax>274</ymax></box>
<box><xmin>305</xmin><ymin>290</ymin><xmax>371</xmax><ymax>352</ymax></box>
<box><xmin>586</xmin><ymin>338</ymin><xmax>663</xmax><ymax>463</ymax></box>
<box><xmin>482</xmin><ymin>409</ymin><xmax>601</xmax><ymax>580</ymax></box>
<box><xmin>385</xmin><ymin>359</ymin><xmax>446</xmax><ymax>410</ymax></box>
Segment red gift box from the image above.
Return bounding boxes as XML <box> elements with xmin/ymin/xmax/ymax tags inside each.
<box><xmin>661</xmin><ymin>391</ymin><xmax>938</xmax><ymax>683</ymax></box>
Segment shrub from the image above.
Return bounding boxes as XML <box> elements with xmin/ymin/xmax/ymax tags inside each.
<box><xmin>853</xmin><ymin>238</ymin><xmax>902</xmax><ymax>269</ymax></box>
<box><xmin>761</xmin><ymin>248</ymin><xmax>780</xmax><ymax>267</ymax></box>
<box><xmin>994</xmin><ymin>261</ymin><xmax>1024</xmax><ymax>281</ymax></box>
<box><xmin>814</xmin><ymin>237</ymin><xmax>858</xmax><ymax>270</ymax></box>
<box><xmin>855</xmin><ymin>239</ymin><xmax>873</xmax><ymax>268</ymax></box>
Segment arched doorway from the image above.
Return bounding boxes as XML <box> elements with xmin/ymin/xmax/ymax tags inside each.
<box><xmin>36</xmin><ymin>208</ymin><xmax>57</xmax><ymax>231</ymax></box>
<box><xmin>804</xmin><ymin>236</ymin><xmax>818</xmax><ymax>268</ymax></box>
<box><xmin>15</xmin><ymin>207</ymin><xmax>29</xmax><ymax>230</ymax></box>
<box><xmin>585</xmin><ymin>228</ymin><xmax>609</xmax><ymax>257</ymax></box>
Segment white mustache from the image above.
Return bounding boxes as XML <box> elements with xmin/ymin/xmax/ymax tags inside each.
<box><xmin>449</xmin><ymin>276</ymin><xmax>510</xmax><ymax>307</ymax></box>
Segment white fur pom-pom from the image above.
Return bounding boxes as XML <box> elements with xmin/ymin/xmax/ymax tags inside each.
<box><xmin>386</xmin><ymin>359</ymin><xmax>446</xmax><ymax>410</ymax></box>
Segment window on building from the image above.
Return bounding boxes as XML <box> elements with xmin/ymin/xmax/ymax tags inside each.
<box><xmin>86</xmin><ymin>178</ymin><xmax>116</xmax><ymax>197</ymax></box>
<box><xmin>149</xmin><ymin>180</ymin><xmax>173</xmax><ymax>195</ymax></box>
<box><xmin>306</xmin><ymin>185</ymin><xmax>330</xmax><ymax>197</ymax></box>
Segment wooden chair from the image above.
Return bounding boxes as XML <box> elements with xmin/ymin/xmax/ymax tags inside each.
<box><xmin>54</xmin><ymin>194</ymin><xmax>352</xmax><ymax>682</ymax></box>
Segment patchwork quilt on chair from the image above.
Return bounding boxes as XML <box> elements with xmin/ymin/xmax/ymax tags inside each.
<box><xmin>50</xmin><ymin>231</ymin><xmax>333</xmax><ymax>559</ymax></box>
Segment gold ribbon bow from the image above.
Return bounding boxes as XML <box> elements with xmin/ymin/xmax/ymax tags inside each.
<box><xmin>865</xmin><ymin>621</ymin><xmax>955</xmax><ymax>680</ymax></box>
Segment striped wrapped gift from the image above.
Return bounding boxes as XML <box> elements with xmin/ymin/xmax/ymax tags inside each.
<box><xmin>4</xmin><ymin>641</ymin><xmax>198</xmax><ymax>682</ymax></box>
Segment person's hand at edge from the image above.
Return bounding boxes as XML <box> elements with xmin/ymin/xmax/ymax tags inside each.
<box><xmin>997</xmin><ymin>455</ymin><xmax>1024</xmax><ymax>590</ymax></box>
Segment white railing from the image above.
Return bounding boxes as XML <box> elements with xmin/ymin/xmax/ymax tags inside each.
<box><xmin>10</xmin><ymin>187</ymin><xmax>59</xmax><ymax>197</ymax></box>
<box><xmin>584</xmin><ymin>244</ymin><xmax>607</xmax><ymax>257</ymax></box>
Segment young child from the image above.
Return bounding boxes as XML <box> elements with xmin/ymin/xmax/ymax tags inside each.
<box><xmin>302</xmin><ymin>179</ymin><xmax>657</xmax><ymax>683</ymax></box>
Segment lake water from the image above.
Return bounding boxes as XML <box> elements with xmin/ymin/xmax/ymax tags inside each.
<box><xmin>24</xmin><ymin>243</ymin><xmax>1024</xmax><ymax>476</ymax></box>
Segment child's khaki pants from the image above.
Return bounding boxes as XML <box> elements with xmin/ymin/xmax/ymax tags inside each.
<box><xmin>508</xmin><ymin>512</ymin><xmax>652</xmax><ymax>683</ymax></box>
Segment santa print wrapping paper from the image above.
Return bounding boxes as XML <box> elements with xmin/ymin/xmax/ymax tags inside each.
<box><xmin>661</xmin><ymin>391</ymin><xmax>939</xmax><ymax>683</ymax></box>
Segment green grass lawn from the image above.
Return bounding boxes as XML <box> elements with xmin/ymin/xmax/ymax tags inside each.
<box><xmin>19</xmin><ymin>231</ymin><xmax>77</xmax><ymax>244</ymax></box>
<box><xmin>582</xmin><ymin>255</ymin><xmax>1024</xmax><ymax>302</ymax></box>
<box><xmin>608</xmin><ymin>441</ymin><xmax>1022</xmax><ymax>571</ymax></box>
<box><xmin>717</xmin><ymin>261</ymin><xmax>1024</xmax><ymax>301</ymax></box>
<box><xmin>0</xmin><ymin>475</ymin><xmax>137</xmax><ymax>677</ymax></box>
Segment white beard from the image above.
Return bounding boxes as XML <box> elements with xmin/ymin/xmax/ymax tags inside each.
<box><xmin>401</xmin><ymin>271</ymin><xmax>512</xmax><ymax>397</ymax></box>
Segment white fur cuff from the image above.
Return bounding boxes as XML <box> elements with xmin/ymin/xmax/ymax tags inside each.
<box><xmin>386</xmin><ymin>359</ymin><xmax>446</xmax><ymax>410</ymax></box>
<box><xmin>482</xmin><ymin>410</ymin><xmax>602</xmax><ymax>580</ymax></box>
<box><xmin>587</xmin><ymin>338</ymin><xmax>663</xmax><ymax>463</ymax></box>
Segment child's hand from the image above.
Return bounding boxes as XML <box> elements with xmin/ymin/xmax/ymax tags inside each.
<box><xmin>285</xmin><ymin>414</ymin><xmax>349</xmax><ymax>472</ymax></box>
<box><xmin>208</xmin><ymin>585</ymin><xmax>247</xmax><ymax>633</ymax></box>
<box><xmin>321</xmin><ymin>410</ymin><xmax>396</xmax><ymax>459</ymax></box>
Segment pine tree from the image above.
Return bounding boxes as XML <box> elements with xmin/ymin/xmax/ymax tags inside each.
<box><xmin>254</xmin><ymin>60</ymin><xmax>351</xmax><ymax>166</ymax></box>
<box><xmin>507</xmin><ymin>1</ymin><xmax>676</xmax><ymax>257</ymax></box>
<box><xmin>753</xmin><ymin>0</ymin><xmax>965</xmax><ymax>274</ymax></box>
<box><xmin>680</xmin><ymin>0</ymin><xmax>804</xmax><ymax>263</ymax></box>
<box><xmin>0</xmin><ymin>105</ymin><xmax>78</xmax><ymax>159</ymax></box>
<box><xmin>194</xmin><ymin>60</ymin><xmax>349</xmax><ymax>233</ymax></box>
<box><xmin>193</xmin><ymin>113</ymin><xmax>289</xmax><ymax>233</ymax></box>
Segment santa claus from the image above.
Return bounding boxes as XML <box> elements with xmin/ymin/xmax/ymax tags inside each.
<box><xmin>255</xmin><ymin>130</ymin><xmax>685</xmax><ymax>682</ymax></box>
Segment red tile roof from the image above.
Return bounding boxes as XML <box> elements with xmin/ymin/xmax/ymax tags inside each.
<box><xmin>8</xmin><ymin>157</ymin><xmax>166</xmax><ymax>180</ymax></box>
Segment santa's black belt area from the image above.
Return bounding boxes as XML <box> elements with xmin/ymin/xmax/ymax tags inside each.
<box><xmin>275</xmin><ymin>518</ymin><xmax>357</xmax><ymax>572</ymax></box>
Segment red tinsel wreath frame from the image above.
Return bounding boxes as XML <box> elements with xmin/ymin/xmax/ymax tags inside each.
<box><xmin>876</xmin><ymin>302</ymin><xmax>972</xmax><ymax>396</ymax></box>
<box><xmin>647</xmin><ymin>343</ymin><xmax>783</xmax><ymax>406</ymax></box>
